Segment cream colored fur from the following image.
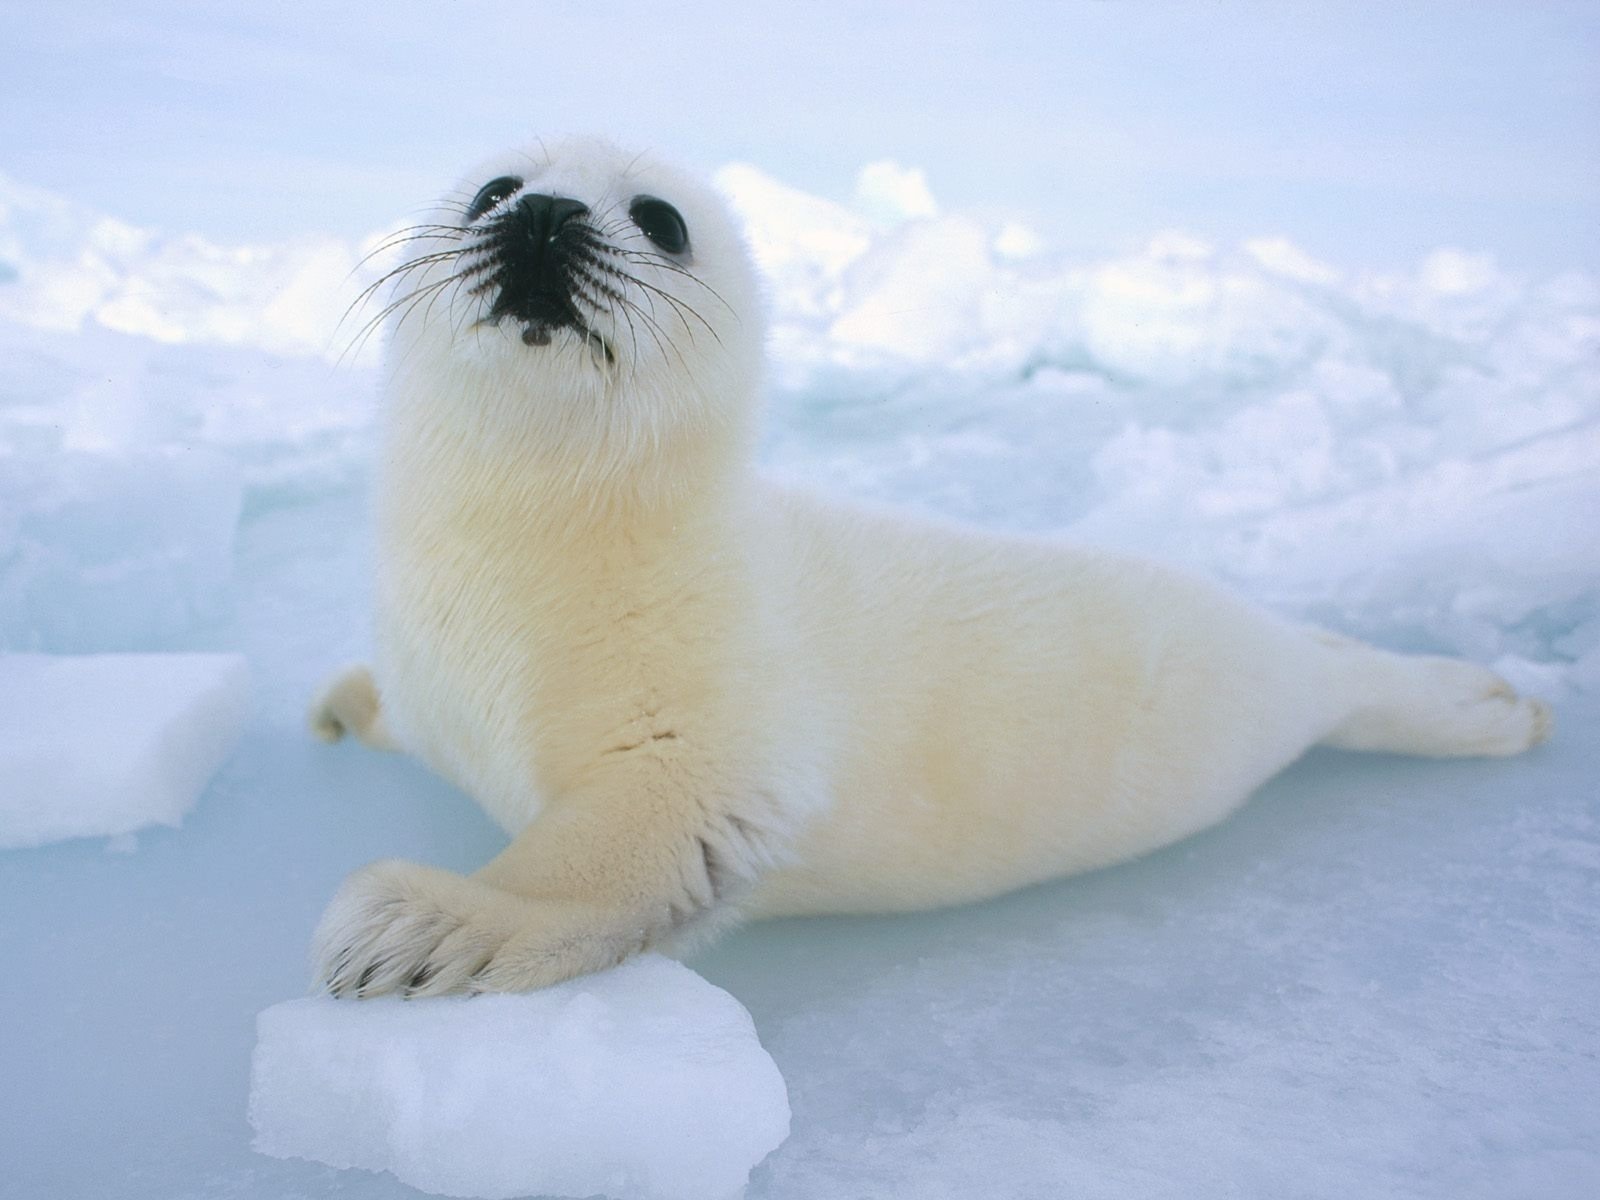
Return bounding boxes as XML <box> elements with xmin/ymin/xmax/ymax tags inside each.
<box><xmin>309</xmin><ymin>136</ymin><xmax>1551</xmax><ymax>998</ymax></box>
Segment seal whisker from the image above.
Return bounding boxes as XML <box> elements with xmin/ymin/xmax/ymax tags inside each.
<box><xmin>339</xmin><ymin>270</ymin><xmax>468</xmax><ymax>367</ymax></box>
<box><xmin>584</xmin><ymin>279</ymin><xmax>671</xmax><ymax>372</ymax></box>
<box><xmin>609</xmin><ymin>251</ymin><xmax>738</xmax><ymax>319</ymax></box>
<box><xmin>339</xmin><ymin>285</ymin><xmax>438</xmax><ymax>366</ymax></box>
<box><xmin>615</xmin><ymin>269</ymin><xmax>683</xmax><ymax>345</ymax></box>
<box><xmin>418</xmin><ymin>266</ymin><xmax>474</xmax><ymax>339</ymax></box>
<box><xmin>387</xmin><ymin>272</ymin><xmax>481</xmax><ymax>378</ymax></box>
<box><xmin>334</xmin><ymin>249</ymin><xmax>491</xmax><ymax>349</ymax></box>
<box><xmin>403</xmin><ymin>197</ymin><xmax>473</xmax><ymax>220</ymax></box>
<box><xmin>587</xmin><ymin>254</ymin><xmax>714</xmax><ymax>350</ymax></box>
<box><xmin>611</xmin><ymin>283</ymin><xmax>643</xmax><ymax>384</ymax></box>
<box><xmin>568</xmin><ymin>260</ymin><xmax>629</xmax><ymax>308</ymax></box>
<box><xmin>594</xmin><ymin>287</ymin><xmax>678</xmax><ymax>374</ymax></box>
<box><xmin>566</xmin><ymin>282</ymin><xmax>619</xmax><ymax>367</ymax></box>
<box><xmin>343</xmin><ymin>287</ymin><xmax>438</xmax><ymax>368</ymax></box>
<box><xmin>618</xmin><ymin>271</ymin><xmax>721</xmax><ymax>347</ymax></box>
<box><xmin>347</xmin><ymin>248</ymin><xmax>475</xmax><ymax>312</ymax></box>
<box><xmin>370</xmin><ymin>222</ymin><xmax>473</xmax><ymax>246</ymax></box>
<box><xmin>573</xmin><ymin>247</ymin><xmax>641</xmax><ymax>384</ymax></box>
<box><xmin>356</xmin><ymin>228</ymin><xmax>471</xmax><ymax>269</ymax></box>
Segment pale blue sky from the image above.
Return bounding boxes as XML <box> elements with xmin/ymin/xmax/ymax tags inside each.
<box><xmin>3</xmin><ymin>0</ymin><xmax>1597</xmax><ymax>270</ymax></box>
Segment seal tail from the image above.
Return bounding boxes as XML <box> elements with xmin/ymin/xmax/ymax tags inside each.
<box><xmin>1317</xmin><ymin>636</ymin><xmax>1552</xmax><ymax>758</ymax></box>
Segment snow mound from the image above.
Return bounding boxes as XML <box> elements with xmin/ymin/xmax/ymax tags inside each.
<box><xmin>249</xmin><ymin>954</ymin><xmax>791</xmax><ymax>1200</ymax></box>
<box><xmin>0</xmin><ymin>170</ymin><xmax>366</xmax><ymax>358</ymax></box>
<box><xmin>0</xmin><ymin>652</ymin><xmax>251</xmax><ymax>848</ymax></box>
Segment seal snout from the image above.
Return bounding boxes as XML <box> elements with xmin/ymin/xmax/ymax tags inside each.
<box><xmin>481</xmin><ymin>192</ymin><xmax>599</xmax><ymax>345</ymax></box>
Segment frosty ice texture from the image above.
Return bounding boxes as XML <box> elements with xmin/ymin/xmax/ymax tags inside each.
<box><xmin>0</xmin><ymin>652</ymin><xmax>250</xmax><ymax>847</ymax></box>
<box><xmin>249</xmin><ymin>954</ymin><xmax>791</xmax><ymax>1200</ymax></box>
<box><xmin>0</xmin><ymin>449</ymin><xmax>241</xmax><ymax>653</ymax></box>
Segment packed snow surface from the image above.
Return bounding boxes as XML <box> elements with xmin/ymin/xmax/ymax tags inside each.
<box><xmin>250</xmin><ymin>955</ymin><xmax>790</xmax><ymax>1200</ymax></box>
<box><xmin>1</xmin><ymin>156</ymin><xmax>1596</xmax><ymax>1198</ymax></box>
<box><xmin>0</xmin><ymin>652</ymin><xmax>250</xmax><ymax>848</ymax></box>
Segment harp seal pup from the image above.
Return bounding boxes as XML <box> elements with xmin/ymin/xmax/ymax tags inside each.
<box><xmin>309</xmin><ymin>135</ymin><xmax>1551</xmax><ymax>998</ymax></box>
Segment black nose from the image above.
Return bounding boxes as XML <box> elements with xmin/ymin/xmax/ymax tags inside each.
<box><xmin>513</xmin><ymin>193</ymin><xmax>590</xmax><ymax>241</ymax></box>
<box><xmin>502</xmin><ymin>193</ymin><xmax>590</xmax><ymax>289</ymax></box>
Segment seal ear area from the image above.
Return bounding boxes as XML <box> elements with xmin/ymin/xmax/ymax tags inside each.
<box><xmin>628</xmin><ymin>195</ymin><xmax>690</xmax><ymax>255</ymax></box>
<box><xmin>464</xmin><ymin>175</ymin><xmax>524</xmax><ymax>223</ymax></box>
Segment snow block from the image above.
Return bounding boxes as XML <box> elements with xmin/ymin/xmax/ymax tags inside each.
<box><xmin>0</xmin><ymin>652</ymin><xmax>250</xmax><ymax>848</ymax></box>
<box><xmin>249</xmin><ymin>954</ymin><xmax>791</xmax><ymax>1200</ymax></box>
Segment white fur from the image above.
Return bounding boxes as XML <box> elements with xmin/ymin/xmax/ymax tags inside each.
<box><xmin>310</xmin><ymin>136</ymin><xmax>1551</xmax><ymax>998</ymax></box>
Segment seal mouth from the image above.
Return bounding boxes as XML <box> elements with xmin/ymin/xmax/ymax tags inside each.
<box><xmin>512</xmin><ymin>320</ymin><xmax>616</xmax><ymax>368</ymax></box>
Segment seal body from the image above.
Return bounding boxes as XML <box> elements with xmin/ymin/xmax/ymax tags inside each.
<box><xmin>310</xmin><ymin>136</ymin><xmax>1550</xmax><ymax>997</ymax></box>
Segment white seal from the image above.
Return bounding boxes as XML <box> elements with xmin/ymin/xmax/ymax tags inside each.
<box><xmin>309</xmin><ymin>136</ymin><xmax>1551</xmax><ymax>998</ymax></box>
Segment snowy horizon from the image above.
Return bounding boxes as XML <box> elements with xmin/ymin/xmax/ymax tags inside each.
<box><xmin>9</xmin><ymin>155</ymin><xmax>1588</xmax><ymax>362</ymax></box>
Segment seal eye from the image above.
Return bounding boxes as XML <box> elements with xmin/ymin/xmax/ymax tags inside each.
<box><xmin>465</xmin><ymin>175</ymin><xmax>523</xmax><ymax>222</ymax></box>
<box><xmin>629</xmin><ymin>196</ymin><xmax>689</xmax><ymax>254</ymax></box>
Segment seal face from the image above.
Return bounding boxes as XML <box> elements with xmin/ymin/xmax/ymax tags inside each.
<box><xmin>357</xmin><ymin>137</ymin><xmax>763</xmax><ymax>483</ymax></box>
<box><xmin>460</xmin><ymin>184</ymin><xmax>697</xmax><ymax>362</ymax></box>
<box><xmin>309</xmin><ymin>136</ymin><xmax>1551</xmax><ymax>1002</ymax></box>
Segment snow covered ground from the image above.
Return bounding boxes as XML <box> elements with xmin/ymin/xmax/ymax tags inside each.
<box><xmin>3</xmin><ymin>4</ymin><xmax>1598</xmax><ymax>1191</ymax></box>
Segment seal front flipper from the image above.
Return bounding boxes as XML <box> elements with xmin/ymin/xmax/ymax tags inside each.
<box><xmin>309</xmin><ymin>663</ymin><xmax>399</xmax><ymax>751</ymax></box>
<box><xmin>312</xmin><ymin>764</ymin><xmax>773</xmax><ymax>997</ymax></box>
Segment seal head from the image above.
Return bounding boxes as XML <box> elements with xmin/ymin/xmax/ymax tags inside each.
<box><xmin>367</xmin><ymin>138</ymin><xmax>764</xmax><ymax>481</ymax></box>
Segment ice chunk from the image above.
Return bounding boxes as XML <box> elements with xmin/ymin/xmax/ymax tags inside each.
<box><xmin>0</xmin><ymin>652</ymin><xmax>250</xmax><ymax>848</ymax></box>
<box><xmin>249</xmin><ymin>954</ymin><xmax>790</xmax><ymax>1200</ymax></box>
